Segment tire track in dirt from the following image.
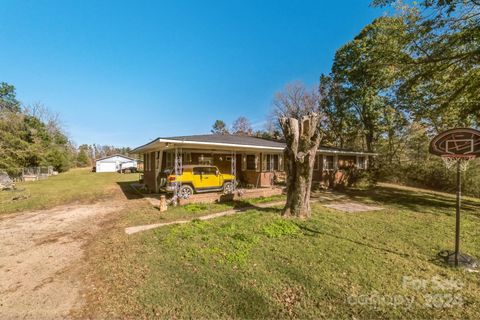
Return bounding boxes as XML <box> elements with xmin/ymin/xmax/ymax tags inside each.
<box><xmin>0</xmin><ymin>201</ymin><xmax>127</xmax><ymax>319</ymax></box>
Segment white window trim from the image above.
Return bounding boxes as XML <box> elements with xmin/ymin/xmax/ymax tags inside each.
<box><xmin>356</xmin><ymin>155</ymin><xmax>367</xmax><ymax>170</ymax></box>
<box><xmin>245</xmin><ymin>154</ymin><xmax>259</xmax><ymax>171</ymax></box>
<box><xmin>262</xmin><ymin>153</ymin><xmax>281</xmax><ymax>172</ymax></box>
<box><xmin>323</xmin><ymin>155</ymin><xmax>335</xmax><ymax>171</ymax></box>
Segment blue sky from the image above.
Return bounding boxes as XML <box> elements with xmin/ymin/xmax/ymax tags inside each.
<box><xmin>0</xmin><ymin>0</ymin><xmax>384</xmax><ymax>148</ymax></box>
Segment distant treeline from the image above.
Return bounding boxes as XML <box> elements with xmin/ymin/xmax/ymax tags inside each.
<box><xmin>0</xmin><ymin>82</ymin><xmax>132</xmax><ymax>176</ymax></box>
<box><xmin>75</xmin><ymin>144</ymin><xmax>135</xmax><ymax>168</ymax></box>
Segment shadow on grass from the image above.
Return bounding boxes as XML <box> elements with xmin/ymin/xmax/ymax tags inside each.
<box><xmin>225</xmin><ymin>199</ymin><xmax>283</xmax><ymax>214</ymax></box>
<box><xmin>295</xmin><ymin>223</ymin><xmax>412</xmax><ymax>259</ymax></box>
<box><xmin>341</xmin><ymin>185</ymin><xmax>480</xmax><ymax>217</ymax></box>
<box><xmin>116</xmin><ymin>181</ymin><xmax>144</xmax><ymax>200</ymax></box>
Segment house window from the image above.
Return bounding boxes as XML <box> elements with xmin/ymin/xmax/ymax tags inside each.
<box><xmin>263</xmin><ymin>154</ymin><xmax>279</xmax><ymax>171</ymax></box>
<box><xmin>184</xmin><ymin>152</ymin><xmax>192</xmax><ymax>164</ymax></box>
<box><xmin>357</xmin><ymin>156</ymin><xmax>366</xmax><ymax>169</ymax></box>
<box><xmin>165</xmin><ymin>151</ymin><xmax>174</xmax><ymax>168</ymax></box>
<box><xmin>314</xmin><ymin>155</ymin><xmax>321</xmax><ymax>170</ymax></box>
<box><xmin>145</xmin><ymin>153</ymin><xmax>153</xmax><ymax>171</ymax></box>
<box><xmin>325</xmin><ymin>155</ymin><xmax>334</xmax><ymax>170</ymax></box>
<box><xmin>198</xmin><ymin>154</ymin><xmax>213</xmax><ymax>165</ymax></box>
<box><xmin>246</xmin><ymin>155</ymin><xmax>256</xmax><ymax>170</ymax></box>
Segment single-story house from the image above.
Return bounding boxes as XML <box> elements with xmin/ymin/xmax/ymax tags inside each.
<box><xmin>95</xmin><ymin>154</ymin><xmax>138</xmax><ymax>173</ymax></box>
<box><xmin>131</xmin><ymin>134</ymin><xmax>375</xmax><ymax>193</ymax></box>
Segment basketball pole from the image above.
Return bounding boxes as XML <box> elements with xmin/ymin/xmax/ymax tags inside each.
<box><xmin>455</xmin><ymin>160</ymin><xmax>461</xmax><ymax>267</ymax></box>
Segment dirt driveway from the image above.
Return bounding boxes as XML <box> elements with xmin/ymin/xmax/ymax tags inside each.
<box><xmin>0</xmin><ymin>199</ymin><xmax>129</xmax><ymax>319</ymax></box>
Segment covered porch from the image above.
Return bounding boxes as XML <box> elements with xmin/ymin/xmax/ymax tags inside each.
<box><xmin>136</xmin><ymin>139</ymin><xmax>285</xmax><ymax>193</ymax></box>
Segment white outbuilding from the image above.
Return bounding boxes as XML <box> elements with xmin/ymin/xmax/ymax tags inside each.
<box><xmin>95</xmin><ymin>154</ymin><xmax>138</xmax><ymax>173</ymax></box>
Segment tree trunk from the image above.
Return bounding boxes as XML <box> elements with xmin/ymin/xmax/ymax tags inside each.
<box><xmin>280</xmin><ymin>113</ymin><xmax>323</xmax><ymax>218</ymax></box>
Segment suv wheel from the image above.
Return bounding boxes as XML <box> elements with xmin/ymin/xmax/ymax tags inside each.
<box><xmin>178</xmin><ymin>185</ymin><xmax>194</xmax><ymax>199</ymax></box>
<box><xmin>223</xmin><ymin>181</ymin><xmax>234</xmax><ymax>194</ymax></box>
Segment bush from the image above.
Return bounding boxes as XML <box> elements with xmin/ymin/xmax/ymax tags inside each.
<box><xmin>333</xmin><ymin>168</ymin><xmax>377</xmax><ymax>190</ymax></box>
<box><xmin>378</xmin><ymin>158</ymin><xmax>480</xmax><ymax>198</ymax></box>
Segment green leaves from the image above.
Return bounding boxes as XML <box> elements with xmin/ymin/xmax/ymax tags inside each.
<box><xmin>0</xmin><ymin>82</ymin><xmax>73</xmax><ymax>174</ymax></box>
<box><xmin>0</xmin><ymin>82</ymin><xmax>21</xmax><ymax>113</ymax></box>
<box><xmin>376</xmin><ymin>0</ymin><xmax>480</xmax><ymax>130</ymax></box>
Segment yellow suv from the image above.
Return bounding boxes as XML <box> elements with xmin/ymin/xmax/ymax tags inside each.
<box><xmin>161</xmin><ymin>165</ymin><xmax>236</xmax><ymax>199</ymax></box>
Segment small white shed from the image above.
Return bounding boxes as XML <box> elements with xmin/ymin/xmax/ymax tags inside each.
<box><xmin>95</xmin><ymin>154</ymin><xmax>138</xmax><ymax>173</ymax></box>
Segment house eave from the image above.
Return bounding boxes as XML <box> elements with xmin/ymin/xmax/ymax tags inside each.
<box><xmin>132</xmin><ymin>138</ymin><xmax>377</xmax><ymax>157</ymax></box>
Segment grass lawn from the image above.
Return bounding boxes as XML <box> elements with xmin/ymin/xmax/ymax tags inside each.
<box><xmin>80</xmin><ymin>184</ymin><xmax>480</xmax><ymax>319</ymax></box>
<box><xmin>0</xmin><ymin>168</ymin><xmax>138</xmax><ymax>215</ymax></box>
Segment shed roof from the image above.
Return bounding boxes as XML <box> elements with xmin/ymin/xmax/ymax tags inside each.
<box><xmin>95</xmin><ymin>154</ymin><xmax>137</xmax><ymax>162</ymax></box>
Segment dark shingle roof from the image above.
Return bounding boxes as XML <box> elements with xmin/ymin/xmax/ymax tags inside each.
<box><xmin>163</xmin><ymin>134</ymin><xmax>286</xmax><ymax>148</ymax></box>
<box><xmin>162</xmin><ymin>134</ymin><xmax>361</xmax><ymax>152</ymax></box>
<box><xmin>132</xmin><ymin>134</ymin><xmax>374</xmax><ymax>154</ymax></box>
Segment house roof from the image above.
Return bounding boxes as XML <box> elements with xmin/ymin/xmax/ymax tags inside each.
<box><xmin>163</xmin><ymin>134</ymin><xmax>286</xmax><ymax>148</ymax></box>
<box><xmin>95</xmin><ymin>154</ymin><xmax>137</xmax><ymax>162</ymax></box>
<box><xmin>131</xmin><ymin>134</ymin><xmax>376</xmax><ymax>156</ymax></box>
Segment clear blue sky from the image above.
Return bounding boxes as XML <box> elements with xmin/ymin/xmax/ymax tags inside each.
<box><xmin>0</xmin><ymin>0</ymin><xmax>384</xmax><ymax>148</ymax></box>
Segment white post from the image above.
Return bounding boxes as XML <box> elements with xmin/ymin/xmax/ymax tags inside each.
<box><xmin>231</xmin><ymin>150</ymin><xmax>236</xmax><ymax>190</ymax></box>
<box><xmin>173</xmin><ymin>147</ymin><xmax>183</xmax><ymax>204</ymax></box>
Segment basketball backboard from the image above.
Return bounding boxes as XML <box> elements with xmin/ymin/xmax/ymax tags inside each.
<box><xmin>429</xmin><ymin>128</ymin><xmax>480</xmax><ymax>157</ymax></box>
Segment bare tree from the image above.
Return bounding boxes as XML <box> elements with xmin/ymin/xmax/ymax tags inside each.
<box><xmin>232</xmin><ymin>116</ymin><xmax>253</xmax><ymax>135</ymax></box>
<box><xmin>273</xmin><ymin>82</ymin><xmax>319</xmax><ymax>119</ymax></box>
<box><xmin>26</xmin><ymin>103</ymin><xmax>63</xmax><ymax>137</ymax></box>
<box><xmin>274</xmin><ymin>82</ymin><xmax>323</xmax><ymax>218</ymax></box>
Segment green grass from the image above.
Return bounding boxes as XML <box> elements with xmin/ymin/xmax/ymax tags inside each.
<box><xmin>121</xmin><ymin>194</ymin><xmax>287</xmax><ymax>227</ymax></box>
<box><xmin>0</xmin><ymin>168</ymin><xmax>138</xmax><ymax>214</ymax></box>
<box><xmin>80</xmin><ymin>184</ymin><xmax>480</xmax><ymax>319</ymax></box>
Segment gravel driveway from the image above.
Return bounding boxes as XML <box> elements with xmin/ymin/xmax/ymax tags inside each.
<box><xmin>0</xmin><ymin>201</ymin><xmax>126</xmax><ymax>319</ymax></box>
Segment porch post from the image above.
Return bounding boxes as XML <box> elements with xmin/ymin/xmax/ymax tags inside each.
<box><xmin>154</xmin><ymin>152</ymin><xmax>159</xmax><ymax>192</ymax></box>
<box><xmin>173</xmin><ymin>147</ymin><xmax>183</xmax><ymax>204</ymax></box>
<box><xmin>231</xmin><ymin>150</ymin><xmax>236</xmax><ymax>190</ymax></box>
<box><xmin>156</xmin><ymin>151</ymin><xmax>163</xmax><ymax>193</ymax></box>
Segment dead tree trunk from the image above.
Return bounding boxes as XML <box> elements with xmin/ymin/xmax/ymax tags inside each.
<box><xmin>280</xmin><ymin>113</ymin><xmax>322</xmax><ymax>218</ymax></box>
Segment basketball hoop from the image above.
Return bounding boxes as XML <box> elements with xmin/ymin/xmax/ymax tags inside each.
<box><xmin>441</xmin><ymin>154</ymin><xmax>476</xmax><ymax>171</ymax></box>
<box><xmin>429</xmin><ymin>127</ymin><xmax>480</xmax><ymax>268</ymax></box>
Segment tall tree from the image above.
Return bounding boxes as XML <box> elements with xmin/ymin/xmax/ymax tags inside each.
<box><xmin>77</xmin><ymin>144</ymin><xmax>91</xmax><ymax>167</ymax></box>
<box><xmin>211</xmin><ymin>120</ymin><xmax>229</xmax><ymax>135</ymax></box>
<box><xmin>274</xmin><ymin>83</ymin><xmax>323</xmax><ymax>218</ymax></box>
<box><xmin>231</xmin><ymin>116</ymin><xmax>253</xmax><ymax>135</ymax></box>
<box><xmin>0</xmin><ymin>82</ymin><xmax>21</xmax><ymax>112</ymax></box>
<box><xmin>0</xmin><ymin>82</ymin><xmax>74</xmax><ymax>174</ymax></box>
<box><xmin>318</xmin><ymin>74</ymin><xmax>358</xmax><ymax>149</ymax></box>
<box><xmin>331</xmin><ymin>16</ymin><xmax>409</xmax><ymax>154</ymax></box>
<box><xmin>374</xmin><ymin>0</ymin><xmax>480</xmax><ymax>130</ymax></box>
